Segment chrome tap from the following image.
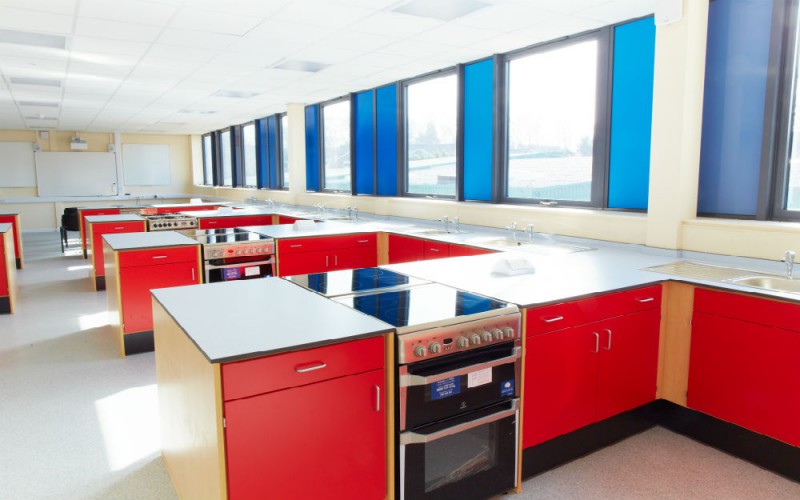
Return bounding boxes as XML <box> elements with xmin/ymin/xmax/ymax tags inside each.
<box><xmin>440</xmin><ymin>216</ymin><xmax>450</xmax><ymax>233</ymax></box>
<box><xmin>346</xmin><ymin>206</ymin><xmax>353</xmax><ymax>220</ymax></box>
<box><xmin>453</xmin><ymin>216</ymin><xmax>460</xmax><ymax>233</ymax></box>
<box><xmin>785</xmin><ymin>250</ymin><xmax>796</xmax><ymax>279</ymax></box>
<box><xmin>527</xmin><ymin>224</ymin><xmax>535</xmax><ymax>242</ymax></box>
<box><xmin>353</xmin><ymin>207</ymin><xmax>359</xmax><ymax>221</ymax></box>
<box><xmin>266</xmin><ymin>199</ymin><xmax>275</xmax><ymax>210</ymax></box>
<box><xmin>506</xmin><ymin>221</ymin><xmax>518</xmax><ymax>242</ymax></box>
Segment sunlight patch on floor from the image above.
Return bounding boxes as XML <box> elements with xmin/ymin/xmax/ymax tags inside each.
<box><xmin>95</xmin><ymin>384</ymin><xmax>161</xmax><ymax>472</ymax></box>
<box><xmin>67</xmin><ymin>264</ymin><xmax>92</xmax><ymax>271</ymax></box>
<box><xmin>78</xmin><ymin>311</ymin><xmax>109</xmax><ymax>331</ymax></box>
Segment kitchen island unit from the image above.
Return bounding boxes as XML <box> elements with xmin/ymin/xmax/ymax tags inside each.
<box><xmin>0</xmin><ymin>223</ymin><xmax>17</xmax><ymax>314</ymax></box>
<box><xmin>86</xmin><ymin>214</ymin><xmax>146</xmax><ymax>291</ymax></box>
<box><xmin>152</xmin><ymin>278</ymin><xmax>394</xmax><ymax>500</ymax></box>
<box><xmin>0</xmin><ymin>212</ymin><xmax>23</xmax><ymax>269</ymax></box>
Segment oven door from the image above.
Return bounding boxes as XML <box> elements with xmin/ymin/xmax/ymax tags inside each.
<box><xmin>399</xmin><ymin>399</ymin><xmax>519</xmax><ymax>500</ymax></box>
<box><xmin>205</xmin><ymin>258</ymin><xmax>274</xmax><ymax>282</ymax></box>
<box><xmin>399</xmin><ymin>340</ymin><xmax>520</xmax><ymax>431</ymax></box>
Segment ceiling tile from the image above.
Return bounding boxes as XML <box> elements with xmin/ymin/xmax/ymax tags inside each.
<box><xmin>287</xmin><ymin>44</ymin><xmax>363</xmax><ymax>65</ymax></box>
<box><xmin>413</xmin><ymin>23</ymin><xmax>504</xmax><ymax>46</ymax></box>
<box><xmin>272</xmin><ymin>2</ymin><xmax>376</xmax><ymax>28</ymax></box>
<box><xmin>243</xmin><ymin>19</ymin><xmax>335</xmax><ymax>44</ymax></box>
<box><xmin>348</xmin><ymin>12</ymin><xmax>443</xmax><ymax>38</ymax></box>
<box><xmin>70</xmin><ymin>36</ymin><xmax>150</xmax><ymax>57</ymax></box>
<box><xmin>182</xmin><ymin>0</ymin><xmax>291</xmax><ymax>17</ymax></box>
<box><xmin>378</xmin><ymin>39</ymin><xmax>458</xmax><ymax>59</ymax></box>
<box><xmin>146</xmin><ymin>43</ymin><xmax>215</xmax><ymax>63</ymax></box>
<box><xmin>0</xmin><ymin>7</ymin><xmax>74</xmax><ymax>35</ymax></box>
<box><xmin>526</xmin><ymin>0</ymin><xmax>614</xmax><ymax>15</ymax></box>
<box><xmin>79</xmin><ymin>0</ymin><xmax>177</xmax><ymax>26</ymax></box>
<box><xmin>580</xmin><ymin>0</ymin><xmax>655</xmax><ymax>24</ymax></box>
<box><xmin>157</xmin><ymin>28</ymin><xmax>239</xmax><ymax>49</ymax></box>
<box><xmin>512</xmin><ymin>16</ymin><xmax>604</xmax><ymax>47</ymax></box>
<box><xmin>75</xmin><ymin>17</ymin><xmax>163</xmax><ymax>42</ymax></box>
<box><xmin>315</xmin><ymin>31</ymin><xmax>400</xmax><ymax>52</ymax></box>
<box><xmin>0</xmin><ymin>0</ymin><xmax>77</xmax><ymax>16</ymax></box>
<box><xmin>169</xmin><ymin>7</ymin><xmax>263</xmax><ymax>36</ymax></box>
<box><xmin>456</xmin><ymin>4</ymin><xmax>560</xmax><ymax>32</ymax></box>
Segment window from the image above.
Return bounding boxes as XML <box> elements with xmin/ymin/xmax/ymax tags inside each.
<box><xmin>776</xmin><ymin>9</ymin><xmax>800</xmax><ymax>217</ymax></box>
<box><xmin>220</xmin><ymin>129</ymin><xmax>232</xmax><ymax>187</ymax></box>
<box><xmin>202</xmin><ymin>134</ymin><xmax>213</xmax><ymax>185</ymax></box>
<box><xmin>322</xmin><ymin>99</ymin><xmax>350</xmax><ymax>191</ymax></box>
<box><xmin>242</xmin><ymin>123</ymin><xmax>257</xmax><ymax>188</ymax></box>
<box><xmin>506</xmin><ymin>39</ymin><xmax>600</xmax><ymax>204</ymax></box>
<box><xmin>405</xmin><ymin>73</ymin><xmax>457</xmax><ymax>196</ymax></box>
<box><xmin>280</xmin><ymin>114</ymin><xmax>289</xmax><ymax>188</ymax></box>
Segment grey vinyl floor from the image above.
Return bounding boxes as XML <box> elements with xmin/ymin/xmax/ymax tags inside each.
<box><xmin>2</xmin><ymin>232</ymin><xmax>799</xmax><ymax>500</ymax></box>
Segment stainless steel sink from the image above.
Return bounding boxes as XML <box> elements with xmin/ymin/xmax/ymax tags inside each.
<box><xmin>474</xmin><ymin>238</ymin><xmax>523</xmax><ymax>247</ymax></box>
<box><xmin>467</xmin><ymin>237</ymin><xmax>594</xmax><ymax>255</ymax></box>
<box><xmin>728</xmin><ymin>276</ymin><xmax>800</xmax><ymax>294</ymax></box>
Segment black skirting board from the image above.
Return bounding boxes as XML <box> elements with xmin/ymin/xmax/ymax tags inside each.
<box><xmin>95</xmin><ymin>276</ymin><xmax>105</xmax><ymax>291</ymax></box>
<box><xmin>123</xmin><ymin>331</ymin><xmax>154</xmax><ymax>356</ymax></box>
<box><xmin>522</xmin><ymin>400</ymin><xmax>800</xmax><ymax>483</ymax></box>
<box><xmin>0</xmin><ymin>296</ymin><xmax>10</xmax><ymax>314</ymax></box>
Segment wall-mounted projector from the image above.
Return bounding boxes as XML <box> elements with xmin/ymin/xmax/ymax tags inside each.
<box><xmin>70</xmin><ymin>137</ymin><xmax>88</xmax><ymax>150</ymax></box>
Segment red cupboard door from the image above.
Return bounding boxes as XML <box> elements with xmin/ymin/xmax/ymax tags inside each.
<box><xmin>91</xmin><ymin>221</ymin><xmax>145</xmax><ymax>278</ymax></box>
<box><xmin>277</xmin><ymin>250</ymin><xmax>329</xmax><ymax>277</ymax></box>
<box><xmin>388</xmin><ymin>234</ymin><xmax>424</xmax><ymax>264</ymax></box>
<box><xmin>448</xmin><ymin>244</ymin><xmax>494</xmax><ymax>257</ymax></box>
<box><xmin>523</xmin><ymin>324</ymin><xmax>598</xmax><ymax>448</ymax></box>
<box><xmin>595</xmin><ymin>309</ymin><xmax>660</xmax><ymax>421</ymax></box>
<box><xmin>423</xmin><ymin>240</ymin><xmax>449</xmax><ymax>260</ymax></box>
<box><xmin>688</xmin><ymin>312</ymin><xmax>800</xmax><ymax>447</ymax></box>
<box><xmin>332</xmin><ymin>245</ymin><xmax>377</xmax><ymax>271</ymax></box>
<box><xmin>0</xmin><ymin>236</ymin><xmax>8</xmax><ymax>296</ymax></box>
<box><xmin>225</xmin><ymin>369</ymin><xmax>386</xmax><ymax>500</ymax></box>
<box><xmin>119</xmin><ymin>261</ymin><xmax>199</xmax><ymax>333</ymax></box>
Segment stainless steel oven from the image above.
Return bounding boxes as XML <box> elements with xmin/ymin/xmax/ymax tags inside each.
<box><xmin>184</xmin><ymin>229</ymin><xmax>275</xmax><ymax>283</ymax></box>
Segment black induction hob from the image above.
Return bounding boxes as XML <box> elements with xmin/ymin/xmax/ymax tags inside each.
<box><xmin>182</xmin><ymin>228</ymin><xmax>273</xmax><ymax>244</ymax></box>
<box><xmin>284</xmin><ymin>268</ymin><xmax>430</xmax><ymax>297</ymax></box>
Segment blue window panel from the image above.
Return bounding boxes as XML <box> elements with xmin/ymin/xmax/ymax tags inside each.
<box><xmin>354</xmin><ymin>90</ymin><xmax>375</xmax><ymax>195</ymax></box>
<box><xmin>267</xmin><ymin>115</ymin><xmax>279</xmax><ymax>189</ymax></box>
<box><xmin>608</xmin><ymin>17</ymin><xmax>656</xmax><ymax>210</ymax></box>
<box><xmin>698</xmin><ymin>0</ymin><xmax>773</xmax><ymax>215</ymax></box>
<box><xmin>463</xmin><ymin>59</ymin><xmax>494</xmax><ymax>202</ymax></box>
<box><xmin>305</xmin><ymin>105</ymin><xmax>320</xmax><ymax>192</ymax></box>
<box><xmin>376</xmin><ymin>84</ymin><xmax>398</xmax><ymax>196</ymax></box>
<box><xmin>255</xmin><ymin>118</ymin><xmax>269</xmax><ymax>189</ymax></box>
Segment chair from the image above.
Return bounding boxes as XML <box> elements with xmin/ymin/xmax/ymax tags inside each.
<box><xmin>60</xmin><ymin>208</ymin><xmax>80</xmax><ymax>253</ymax></box>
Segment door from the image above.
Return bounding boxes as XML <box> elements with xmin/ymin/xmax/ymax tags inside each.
<box><xmin>333</xmin><ymin>245</ymin><xmax>377</xmax><ymax>271</ymax></box>
<box><xmin>388</xmin><ymin>235</ymin><xmax>424</xmax><ymax>264</ymax></box>
<box><xmin>224</xmin><ymin>369</ymin><xmax>386</xmax><ymax>500</ymax></box>
<box><xmin>522</xmin><ymin>324</ymin><xmax>598</xmax><ymax>448</ymax></box>
<box><xmin>277</xmin><ymin>250</ymin><xmax>329</xmax><ymax>276</ymax></box>
<box><xmin>689</xmin><ymin>312</ymin><xmax>800</xmax><ymax>447</ymax></box>
<box><xmin>595</xmin><ymin>309</ymin><xmax>660</xmax><ymax>421</ymax></box>
<box><xmin>448</xmin><ymin>244</ymin><xmax>493</xmax><ymax>257</ymax></box>
<box><xmin>423</xmin><ymin>241</ymin><xmax>449</xmax><ymax>260</ymax></box>
<box><xmin>119</xmin><ymin>261</ymin><xmax>198</xmax><ymax>333</ymax></box>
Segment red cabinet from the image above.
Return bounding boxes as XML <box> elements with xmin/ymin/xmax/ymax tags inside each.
<box><xmin>388</xmin><ymin>234</ymin><xmax>424</xmax><ymax>263</ymax></box>
<box><xmin>0</xmin><ymin>228</ymin><xmax>16</xmax><ymax>314</ymax></box>
<box><xmin>423</xmin><ymin>240</ymin><xmax>449</xmax><ymax>260</ymax></box>
<box><xmin>79</xmin><ymin>207</ymin><xmax>120</xmax><ymax>258</ymax></box>
<box><xmin>449</xmin><ymin>243</ymin><xmax>494</xmax><ymax>257</ymax></box>
<box><xmin>0</xmin><ymin>213</ymin><xmax>23</xmax><ymax>269</ymax></box>
<box><xmin>688</xmin><ymin>289</ymin><xmax>800</xmax><ymax>447</ymax></box>
<box><xmin>522</xmin><ymin>285</ymin><xmax>661</xmax><ymax>448</ymax></box>
<box><xmin>223</xmin><ymin>336</ymin><xmax>386</xmax><ymax>500</ymax></box>
<box><xmin>198</xmin><ymin>215</ymin><xmax>273</xmax><ymax>229</ymax></box>
<box><xmin>89</xmin><ymin>220</ymin><xmax>146</xmax><ymax>290</ymax></box>
<box><xmin>276</xmin><ymin>234</ymin><xmax>377</xmax><ymax>276</ymax></box>
<box><xmin>278</xmin><ymin>215</ymin><xmax>301</xmax><ymax>224</ymax></box>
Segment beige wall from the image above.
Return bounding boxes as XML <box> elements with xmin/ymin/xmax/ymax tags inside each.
<box><xmin>0</xmin><ymin>130</ymin><xmax>193</xmax><ymax>230</ymax></box>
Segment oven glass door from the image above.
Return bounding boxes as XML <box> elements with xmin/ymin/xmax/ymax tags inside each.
<box><xmin>205</xmin><ymin>260</ymin><xmax>273</xmax><ymax>282</ymax></box>
<box><xmin>399</xmin><ymin>341</ymin><xmax>520</xmax><ymax>431</ymax></box>
<box><xmin>400</xmin><ymin>400</ymin><xmax>519</xmax><ymax>500</ymax></box>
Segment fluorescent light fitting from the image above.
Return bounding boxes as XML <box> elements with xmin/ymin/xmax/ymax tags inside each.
<box><xmin>393</xmin><ymin>0</ymin><xmax>489</xmax><ymax>21</ymax></box>
<box><xmin>19</xmin><ymin>100</ymin><xmax>60</xmax><ymax>108</ymax></box>
<box><xmin>273</xmin><ymin>60</ymin><xmax>329</xmax><ymax>73</ymax></box>
<box><xmin>180</xmin><ymin>109</ymin><xmax>217</xmax><ymax>115</ymax></box>
<box><xmin>0</xmin><ymin>29</ymin><xmax>66</xmax><ymax>49</ymax></box>
<box><xmin>10</xmin><ymin>77</ymin><xmax>62</xmax><ymax>87</ymax></box>
<box><xmin>213</xmin><ymin>90</ymin><xmax>260</xmax><ymax>99</ymax></box>
<box><xmin>24</xmin><ymin>116</ymin><xmax>57</xmax><ymax>120</ymax></box>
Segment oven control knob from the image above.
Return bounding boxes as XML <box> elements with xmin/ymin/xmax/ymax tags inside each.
<box><xmin>456</xmin><ymin>336</ymin><xmax>469</xmax><ymax>348</ymax></box>
<box><xmin>481</xmin><ymin>331</ymin><xmax>493</xmax><ymax>342</ymax></box>
<box><xmin>470</xmin><ymin>333</ymin><xmax>481</xmax><ymax>345</ymax></box>
<box><xmin>503</xmin><ymin>327</ymin><xmax>515</xmax><ymax>339</ymax></box>
<box><xmin>429</xmin><ymin>342</ymin><xmax>441</xmax><ymax>354</ymax></box>
<box><xmin>413</xmin><ymin>345</ymin><xmax>427</xmax><ymax>357</ymax></box>
<box><xmin>492</xmin><ymin>328</ymin><xmax>504</xmax><ymax>341</ymax></box>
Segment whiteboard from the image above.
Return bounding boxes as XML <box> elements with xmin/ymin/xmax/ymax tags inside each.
<box><xmin>122</xmin><ymin>144</ymin><xmax>171</xmax><ymax>186</ymax></box>
<box><xmin>0</xmin><ymin>142</ymin><xmax>36</xmax><ymax>187</ymax></box>
<box><xmin>34</xmin><ymin>152</ymin><xmax>118</xmax><ymax>197</ymax></box>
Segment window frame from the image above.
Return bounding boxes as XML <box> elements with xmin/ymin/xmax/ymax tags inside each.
<box><xmin>240</xmin><ymin>121</ymin><xmax>258</xmax><ymax>189</ymax></box>
<box><xmin>216</xmin><ymin>127</ymin><xmax>234</xmax><ymax>187</ymax></box>
<box><xmin>401</xmin><ymin>67</ymin><xmax>460</xmax><ymax>199</ymax></box>
<box><xmin>501</xmin><ymin>29</ymin><xmax>612</xmax><ymax>209</ymax></box>
<box><xmin>201</xmin><ymin>133</ymin><xmax>215</xmax><ymax>186</ymax></box>
<box><xmin>278</xmin><ymin>112</ymin><xmax>289</xmax><ymax>190</ymax></box>
<box><xmin>320</xmin><ymin>96</ymin><xmax>352</xmax><ymax>193</ymax></box>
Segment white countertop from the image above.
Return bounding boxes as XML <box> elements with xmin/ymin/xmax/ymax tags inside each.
<box><xmin>180</xmin><ymin>207</ymin><xmax>274</xmax><ymax>218</ymax></box>
<box><xmin>242</xmin><ymin>220</ymin><xmax>376</xmax><ymax>239</ymax></box>
<box><xmin>103</xmin><ymin>231</ymin><xmax>199</xmax><ymax>251</ymax></box>
<box><xmin>85</xmin><ymin>214</ymin><xmax>145</xmax><ymax>223</ymax></box>
<box><xmin>152</xmin><ymin>278</ymin><xmax>393</xmax><ymax>363</ymax></box>
<box><xmin>0</xmin><ymin>223</ymin><xmax>11</xmax><ymax>234</ymax></box>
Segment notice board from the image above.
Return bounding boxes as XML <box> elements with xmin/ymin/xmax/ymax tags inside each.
<box><xmin>0</xmin><ymin>142</ymin><xmax>37</xmax><ymax>187</ymax></box>
<box><xmin>34</xmin><ymin>152</ymin><xmax>118</xmax><ymax>197</ymax></box>
<box><xmin>122</xmin><ymin>144</ymin><xmax>171</xmax><ymax>186</ymax></box>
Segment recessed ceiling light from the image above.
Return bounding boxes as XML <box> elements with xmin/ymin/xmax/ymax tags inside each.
<box><xmin>0</xmin><ymin>29</ymin><xmax>66</xmax><ymax>49</ymax></box>
<box><xmin>393</xmin><ymin>0</ymin><xmax>489</xmax><ymax>21</ymax></box>
<box><xmin>273</xmin><ymin>60</ymin><xmax>329</xmax><ymax>73</ymax></box>
<box><xmin>24</xmin><ymin>116</ymin><xmax>57</xmax><ymax>121</ymax></box>
<box><xmin>19</xmin><ymin>101</ymin><xmax>60</xmax><ymax>108</ymax></box>
<box><xmin>10</xmin><ymin>77</ymin><xmax>62</xmax><ymax>87</ymax></box>
<box><xmin>213</xmin><ymin>90</ymin><xmax>260</xmax><ymax>99</ymax></box>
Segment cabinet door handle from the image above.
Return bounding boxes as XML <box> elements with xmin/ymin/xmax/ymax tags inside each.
<box><xmin>326</xmin><ymin>255</ymin><xmax>329</xmax><ymax>267</ymax></box>
<box><xmin>543</xmin><ymin>316</ymin><xmax>564</xmax><ymax>323</ymax></box>
<box><xmin>637</xmin><ymin>297</ymin><xmax>655</xmax><ymax>303</ymax></box>
<box><xmin>591</xmin><ymin>332</ymin><xmax>600</xmax><ymax>353</ymax></box>
<box><xmin>358</xmin><ymin>239</ymin><xmax>369</xmax><ymax>243</ymax></box>
<box><xmin>335</xmin><ymin>255</ymin><xmax>338</xmax><ymax>266</ymax></box>
<box><xmin>289</xmin><ymin>244</ymin><xmax>303</xmax><ymax>248</ymax></box>
<box><xmin>430</xmin><ymin>248</ymin><xmax>440</xmax><ymax>252</ymax></box>
<box><xmin>604</xmin><ymin>328</ymin><xmax>612</xmax><ymax>351</ymax></box>
<box><xmin>375</xmin><ymin>385</ymin><xmax>381</xmax><ymax>413</ymax></box>
<box><xmin>152</xmin><ymin>255</ymin><xmax>167</xmax><ymax>259</ymax></box>
<box><xmin>295</xmin><ymin>362</ymin><xmax>327</xmax><ymax>373</ymax></box>
<box><xmin>114</xmin><ymin>226</ymin><xmax>124</xmax><ymax>230</ymax></box>
<box><xmin>208</xmin><ymin>221</ymin><xmax>217</xmax><ymax>225</ymax></box>
<box><xmin>191</xmin><ymin>268</ymin><xmax>195</xmax><ymax>281</ymax></box>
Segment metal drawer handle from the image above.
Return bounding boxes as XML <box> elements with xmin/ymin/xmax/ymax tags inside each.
<box><xmin>290</xmin><ymin>244</ymin><xmax>303</xmax><ymax>248</ymax></box>
<box><xmin>114</xmin><ymin>226</ymin><xmax>124</xmax><ymax>230</ymax></box>
<box><xmin>592</xmin><ymin>332</ymin><xmax>600</xmax><ymax>353</ymax></box>
<box><xmin>375</xmin><ymin>385</ymin><xmax>381</xmax><ymax>413</ymax></box>
<box><xmin>637</xmin><ymin>297</ymin><xmax>655</xmax><ymax>303</ymax></box>
<box><xmin>400</xmin><ymin>347</ymin><xmax>521</xmax><ymax>387</ymax></box>
<box><xmin>543</xmin><ymin>316</ymin><xmax>564</xmax><ymax>323</ymax></box>
<box><xmin>295</xmin><ymin>362</ymin><xmax>327</xmax><ymax>373</ymax></box>
<box><xmin>430</xmin><ymin>248</ymin><xmax>440</xmax><ymax>252</ymax></box>
<box><xmin>604</xmin><ymin>328</ymin><xmax>612</xmax><ymax>351</ymax></box>
<box><xmin>358</xmin><ymin>239</ymin><xmax>369</xmax><ymax>243</ymax></box>
<box><xmin>152</xmin><ymin>255</ymin><xmax>167</xmax><ymax>259</ymax></box>
<box><xmin>400</xmin><ymin>401</ymin><xmax>519</xmax><ymax>445</ymax></box>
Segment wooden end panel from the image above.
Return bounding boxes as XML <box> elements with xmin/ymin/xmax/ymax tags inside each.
<box><xmin>376</xmin><ymin>232</ymin><xmax>389</xmax><ymax>266</ymax></box>
<box><xmin>657</xmin><ymin>281</ymin><xmax>695</xmax><ymax>406</ymax></box>
<box><xmin>103</xmin><ymin>243</ymin><xmax>124</xmax><ymax>357</ymax></box>
<box><xmin>153</xmin><ymin>301</ymin><xmax>227</xmax><ymax>500</ymax></box>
